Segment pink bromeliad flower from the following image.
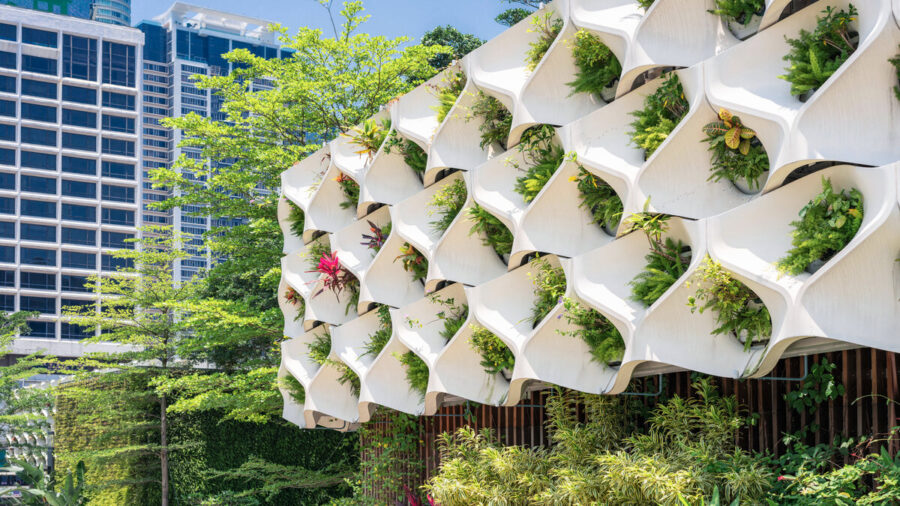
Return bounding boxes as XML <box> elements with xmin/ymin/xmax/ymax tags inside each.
<box><xmin>308</xmin><ymin>251</ymin><xmax>356</xmax><ymax>300</ymax></box>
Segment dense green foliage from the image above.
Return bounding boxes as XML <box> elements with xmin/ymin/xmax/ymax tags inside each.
<box><xmin>286</xmin><ymin>199</ymin><xmax>305</xmax><ymax>238</ymax></box>
<box><xmin>495</xmin><ymin>7</ymin><xmax>532</xmax><ymax>27</ymax></box>
<box><xmin>434</xmin><ymin>68</ymin><xmax>467</xmax><ymax>123</ymax></box>
<box><xmin>702</xmin><ymin>108</ymin><xmax>769</xmax><ymax>191</ymax></box>
<box><xmin>891</xmin><ymin>48</ymin><xmax>900</xmax><ymax>100</ymax></box>
<box><xmin>306</xmin><ymin>331</ymin><xmax>361</xmax><ymax>398</ymax></box>
<box><xmin>362</xmin><ymin>305</ymin><xmax>393</xmax><ymax>359</ymax></box>
<box><xmin>280</xmin><ymin>374</ymin><xmax>306</xmax><ymax>405</ymax></box>
<box><xmin>626</xmin><ymin>212</ymin><xmax>691</xmax><ymax>307</ymax></box>
<box><xmin>525</xmin><ymin>11</ymin><xmax>563</xmax><ymax>71</ymax></box>
<box><xmin>468</xmin><ymin>204</ymin><xmax>514</xmax><ymax>257</ymax></box>
<box><xmin>1</xmin><ymin>459</ymin><xmax>86</xmax><ymax>505</ymax></box>
<box><xmin>629</xmin><ymin>73</ymin><xmax>689</xmax><ymax>158</ymax></box>
<box><xmin>468</xmin><ymin>325</ymin><xmax>516</xmax><ymax>376</ymax></box>
<box><xmin>335</xmin><ymin>172</ymin><xmax>361</xmax><ymax>210</ymax></box>
<box><xmin>397</xmin><ymin>242</ymin><xmax>429</xmax><ymax>282</ymax></box>
<box><xmin>777</xmin><ymin>177</ymin><xmax>863</xmax><ymax>275</ymax></box>
<box><xmin>428</xmin><ymin>177</ymin><xmax>467</xmax><ymax>234</ymax></box>
<box><xmin>637</xmin><ymin>0</ymin><xmax>656</xmax><ymax>9</ymax></box>
<box><xmin>687</xmin><ymin>257</ymin><xmax>772</xmax><ymax>351</ymax></box>
<box><xmin>567</xmin><ymin>29</ymin><xmax>621</xmax><ymax>99</ymax></box>
<box><xmin>422</xmin><ymin>25</ymin><xmax>485</xmax><ymax>70</ymax></box>
<box><xmin>384</xmin><ymin>131</ymin><xmax>428</xmax><ymax>174</ymax></box>
<box><xmin>512</xmin><ymin>124</ymin><xmax>566</xmax><ymax>202</ymax></box>
<box><xmin>709</xmin><ymin>0</ymin><xmax>765</xmax><ymax>24</ymax></box>
<box><xmin>528</xmin><ymin>257</ymin><xmax>566</xmax><ymax>327</ymax></box>
<box><xmin>575</xmin><ymin>167</ymin><xmax>623</xmax><ymax>232</ymax></box>
<box><xmin>559</xmin><ymin>298</ymin><xmax>626</xmax><ymax>365</ymax></box>
<box><xmin>469</xmin><ymin>92</ymin><xmax>513</xmax><ymax>149</ymax></box>
<box><xmin>399</xmin><ymin>352</ymin><xmax>429</xmax><ymax>399</ymax></box>
<box><xmin>780</xmin><ymin>5</ymin><xmax>858</xmax><ymax>98</ymax></box>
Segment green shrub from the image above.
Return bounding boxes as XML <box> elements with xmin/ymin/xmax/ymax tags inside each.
<box><xmin>780</xmin><ymin>5</ymin><xmax>858</xmax><ymax>98</ymax></box>
<box><xmin>346</xmin><ymin>118</ymin><xmax>391</xmax><ymax>160</ymax></box>
<box><xmin>434</xmin><ymin>67</ymin><xmax>466</xmax><ymax>123</ymax></box>
<box><xmin>396</xmin><ymin>242</ymin><xmax>429</xmax><ymax>282</ymax></box>
<box><xmin>468</xmin><ymin>92</ymin><xmax>512</xmax><ymax>149</ymax></box>
<box><xmin>526</xmin><ymin>11</ymin><xmax>563</xmax><ymax>71</ymax></box>
<box><xmin>702</xmin><ymin>108</ymin><xmax>769</xmax><ymax>191</ymax></box>
<box><xmin>629</xmin><ymin>73</ymin><xmax>689</xmax><ymax>157</ymax></box>
<box><xmin>335</xmin><ymin>172</ymin><xmax>360</xmax><ymax>210</ymax></box>
<box><xmin>278</xmin><ymin>374</ymin><xmax>306</xmax><ymax>405</ymax></box>
<box><xmin>512</xmin><ymin>124</ymin><xmax>565</xmax><ymax>203</ymax></box>
<box><xmin>362</xmin><ymin>305</ymin><xmax>392</xmax><ymax>359</ymax></box>
<box><xmin>468</xmin><ymin>325</ymin><xmax>515</xmax><ymax>376</ymax></box>
<box><xmin>558</xmin><ymin>298</ymin><xmax>625</xmax><ymax>364</ymax></box>
<box><xmin>776</xmin><ymin>177</ymin><xmax>863</xmax><ymax>275</ymax></box>
<box><xmin>384</xmin><ymin>131</ymin><xmax>428</xmax><ymax>174</ymax></box>
<box><xmin>428</xmin><ymin>178</ymin><xmax>467</xmax><ymax>234</ymax></box>
<box><xmin>468</xmin><ymin>204</ymin><xmax>514</xmax><ymax>257</ymax></box>
<box><xmin>528</xmin><ymin>257</ymin><xmax>566</xmax><ymax>327</ymax></box>
<box><xmin>626</xmin><ymin>211</ymin><xmax>691</xmax><ymax>307</ymax></box>
<box><xmin>567</xmin><ymin>29</ymin><xmax>622</xmax><ymax>98</ymax></box>
<box><xmin>709</xmin><ymin>0</ymin><xmax>765</xmax><ymax>24</ymax></box>
<box><xmin>575</xmin><ymin>167</ymin><xmax>623</xmax><ymax>231</ymax></box>
<box><xmin>286</xmin><ymin>200</ymin><xmax>304</xmax><ymax>238</ymax></box>
<box><xmin>687</xmin><ymin>256</ymin><xmax>772</xmax><ymax>351</ymax></box>
<box><xmin>399</xmin><ymin>351</ymin><xmax>429</xmax><ymax>399</ymax></box>
<box><xmin>890</xmin><ymin>48</ymin><xmax>900</xmax><ymax>101</ymax></box>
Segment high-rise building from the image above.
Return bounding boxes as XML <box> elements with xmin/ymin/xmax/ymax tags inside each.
<box><xmin>0</xmin><ymin>0</ymin><xmax>131</xmax><ymax>27</ymax></box>
<box><xmin>138</xmin><ymin>3</ymin><xmax>288</xmax><ymax>282</ymax></box>
<box><xmin>0</xmin><ymin>5</ymin><xmax>143</xmax><ymax>356</ymax></box>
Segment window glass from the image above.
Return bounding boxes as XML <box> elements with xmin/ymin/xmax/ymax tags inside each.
<box><xmin>62</xmin><ymin>298</ymin><xmax>93</xmax><ymax>311</ymax></box>
<box><xmin>0</xmin><ymin>173</ymin><xmax>12</xmax><ymax>189</ymax></box>
<box><xmin>21</xmin><ymin>223</ymin><xmax>56</xmax><ymax>242</ymax></box>
<box><xmin>0</xmin><ymin>245</ymin><xmax>13</xmax><ymax>263</ymax></box>
<box><xmin>27</xmin><ymin>321</ymin><xmax>55</xmax><ymax>337</ymax></box>
<box><xmin>61</xmin><ymin>274</ymin><xmax>90</xmax><ymax>293</ymax></box>
<box><xmin>102</xmin><ymin>254</ymin><xmax>133</xmax><ymax>271</ymax></box>
<box><xmin>0</xmin><ymin>100</ymin><xmax>13</xmax><ymax>117</ymax></box>
<box><xmin>62</xmin><ymin>85</ymin><xmax>96</xmax><ymax>105</ymax></box>
<box><xmin>101</xmin><ymin>161</ymin><xmax>134</xmax><ymax>179</ymax></box>
<box><xmin>0</xmin><ymin>222</ymin><xmax>13</xmax><ymax>238</ymax></box>
<box><xmin>0</xmin><ymin>24</ymin><xmax>15</xmax><ymax>42</ymax></box>
<box><xmin>0</xmin><ymin>269</ymin><xmax>13</xmax><ymax>286</ymax></box>
<box><xmin>61</xmin><ymin>180</ymin><xmax>96</xmax><ymax>199</ymax></box>
<box><xmin>21</xmin><ymin>127</ymin><xmax>57</xmax><ymax>147</ymax></box>
<box><xmin>61</xmin><ymin>322</ymin><xmax>92</xmax><ymax>340</ymax></box>
<box><xmin>20</xmin><ymin>296</ymin><xmax>55</xmax><ymax>314</ymax></box>
<box><xmin>20</xmin><ymin>151</ymin><xmax>56</xmax><ymax>171</ymax></box>
<box><xmin>101</xmin><ymin>114</ymin><xmax>134</xmax><ymax>133</ymax></box>
<box><xmin>101</xmin><ymin>138</ymin><xmax>134</xmax><ymax>157</ymax></box>
<box><xmin>61</xmin><ymin>250</ymin><xmax>95</xmax><ymax>269</ymax></box>
<box><xmin>0</xmin><ymin>51</ymin><xmax>15</xmax><ymax>70</ymax></box>
<box><xmin>101</xmin><ymin>231</ymin><xmax>133</xmax><ymax>249</ymax></box>
<box><xmin>101</xmin><ymin>208</ymin><xmax>134</xmax><ymax>226</ymax></box>
<box><xmin>21</xmin><ymin>103</ymin><xmax>57</xmax><ymax>123</ymax></box>
<box><xmin>21</xmin><ymin>271</ymin><xmax>56</xmax><ymax>290</ymax></box>
<box><xmin>21</xmin><ymin>175</ymin><xmax>56</xmax><ymax>194</ymax></box>
<box><xmin>21</xmin><ymin>55</ymin><xmax>57</xmax><ymax>76</ymax></box>
<box><xmin>21</xmin><ymin>247</ymin><xmax>57</xmax><ymax>266</ymax></box>
<box><xmin>62</xmin><ymin>132</ymin><xmax>96</xmax><ymax>152</ymax></box>
<box><xmin>102</xmin><ymin>42</ymin><xmax>135</xmax><ymax>87</ymax></box>
<box><xmin>0</xmin><ymin>75</ymin><xmax>14</xmax><ymax>93</ymax></box>
<box><xmin>62</xmin><ymin>109</ymin><xmax>96</xmax><ymax>128</ymax></box>
<box><xmin>0</xmin><ymin>124</ymin><xmax>12</xmax><ymax>141</ymax></box>
<box><xmin>61</xmin><ymin>227</ymin><xmax>95</xmax><ymax>246</ymax></box>
<box><xmin>101</xmin><ymin>185</ymin><xmax>134</xmax><ymax>203</ymax></box>
<box><xmin>62</xmin><ymin>203</ymin><xmax>95</xmax><ymax>222</ymax></box>
<box><xmin>22</xmin><ymin>28</ymin><xmax>57</xmax><ymax>48</ymax></box>
<box><xmin>0</xmin><ymin>197</ymin><xmax>13</xmax><ymax>214</ymax></box>
<box><xmin>101</xmin><ymin>91</ymin><xmax>134</xmax><ymax>110</ymax></box>
<box><xmin>22</xmin><ymin>79</ymin><xmax>57</xmax><ymax>99</ymax></box>
<box><xmin>62</xmin><ymin>35</ymin><xmax>96</xmax><ymax>81</ymax></box>
<box><xmin>21</xmin><ymin>199</ymin><xmax>56</xmax><ymax>218</ymax></box>
<box><xmin>61</xmin><ymin>156</ymin><xmax>95</xmax><ymax>175</ymax></box>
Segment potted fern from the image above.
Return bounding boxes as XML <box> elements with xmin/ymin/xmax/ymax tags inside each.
<box><xmin>468</xmin><ymin>204</ymin><xmax>514</xmax><ymax>263</ymax></box>
<box><xmin>626</xmin><ymin>211</ymin><xmax>692</xmax><ymax>307</ymax></box>
<box><xmin>468</xmin><ymin>92</ymin><xmax>513</xmax><ymax>150</ymax></box>
<box><xmin>399</xmin><ymin>351</ymin><xmax>429</xmax><ymax>399</ymax></box>
<box><xmin>428</xmin><ymin>178</ymin><xmax>467</xmax><ymax>236</ymax></box>
<box><xmin>687</xmin><ymin>257</ymin><xmax>772</xmax><ymax>351</ymax></box>
<box><xmin>384</xmin><ymin>131</ymin><xmax>428</xmax><ymax>177</ymax></box>
<box><xmin>528</xmin><ymin>257</ymin><xmax>566</xmax><ymax>329</ymax></box>
<box><xmin>709</xmin><ymin>0</ymin><xmax>765</xmax><ymax>40</ymax></box>
<box><xmin>780</xmin><ymin>5</ymin><xmax>859</xmax><ymax>102</ymax></box>
<box><xmin>396</xmin><ymin>242</ymin><xmax>429</xmax><ymax>283</ymax></box>
<box><xmin>777</xmin><ymin>177</ymin><xmax>863</xmax><ymax>275</ymax></box>
<box><xmin>468</xmin><ymin>325</ymin><xmax>515</xmax><ymax>381</ymax></box>
<box><xmin>558</xmin><ymin>297</ymin><xmax>626</xmax><ymax>366</ymax></box>
<box><xmin>567</xmin><ymin>29</ymin><xmax>622</xmax><ymax>102</ymax></box>
<box><xmin>629</xmin><ymin>73</ymin><xmax>689</xmax><ymax>159</ymax></box>
<box><xmin>574</xmin><ymin>167</ymin><xmax>623</xmax><ymax>236</ymax></box>
<box><xmin>345</xmin><ymin>118</ymin><xmax>391</xmax><ymax>163</ymax></box>
<box><xmin>511</xmin><ymin>124</ymin><xmax>566</xmax><ymax>203</ymax></box>
<box><xmin>526</xmin><ymin>11</ymin><xmax>563</xmax><ymax>71</ymax></box>
<box><xmin>702</xmin><ymin>108</ymin><xmax>769</xmax><ymax>193</ymax></box>
<box><xmin>307</xmin><ymin>332</ymin><xmax>361</xmax><ymax>397</ymax></box>
<box><xmin>433</xmin><ymin>65</ymin><xmax>466</xmax><ymax>123</ymax></box>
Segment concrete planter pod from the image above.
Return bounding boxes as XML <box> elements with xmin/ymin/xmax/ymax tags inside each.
<box><xmin>330</xmin><ymin>109</ymin><xmax>391</xmax><ymax>183</ymax></box>
<box><xmin>277</xmin><ymin>363</ymin><xmax>309</xmax><ymax>429</ymax></box>
<box><xmin>330</xmin><ymin>205</ymin><xmax>391</xmax><ymax>306</ymax></box>
<box><xmin>392</xmin><ymin>65</ymin><xmax>455</xmax><ymax>148</ymax></box>
<box><xmin>277</xmin><ymin>197</ymin><xmax>304</xmax><ymax>254</ymax></box>
<box><xmin>361</xmin><ymin>309</ymin><xmax>428</xmax><ymax>420</ymax></box>
<box><xmin>360</xmin><ymin>226</ymin><xmax>425</xmax><ymax>310</ymax></box>
<box><xmin>360</xmin><ymin>128</ymin><xmax>424</xmax><ymax>211</ymax></box>
<box><xmin>303</xmin><ymin>164</ymin><xmax>358</xmax><ymax>241</ymax></box>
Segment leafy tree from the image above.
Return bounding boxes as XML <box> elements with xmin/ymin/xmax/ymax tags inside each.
<box><xmin>495</xmin><ymin>0</ymin><xmax>541</xmax><ymax>27</ymax></box>
<box><xmin>422</xmin><ymin>25</ymin><xmax>484</xmax><ymax>69</ymax></box>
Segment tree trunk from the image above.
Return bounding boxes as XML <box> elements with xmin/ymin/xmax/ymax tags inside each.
<box><xmin>160</xmin><ymin>394</ymin><xmax>169</xmax><ymax>506</ymax></box>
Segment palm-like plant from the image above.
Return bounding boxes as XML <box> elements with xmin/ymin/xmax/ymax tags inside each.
<box><xmin>2</xmin><ymin>459</ymin><xmax>87</xmax><ymax>506</ymax></box>
<box><xmin>346</xmin><ymin>118</ymin><xmax>391</xmax><ymax>162</ymax></box>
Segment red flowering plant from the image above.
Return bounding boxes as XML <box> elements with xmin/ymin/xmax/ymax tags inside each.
<box><xmin>308</xmin><ymin>251</ymin><xmax>358</xmax><ymax>301</ymax></box>
<box><xmin>396</xmin><ymin>242</ymin><xmax>428</xmax><ymax>282</ymax></box>
<box><xmin>361</xmin><ymin>220</ymin><xmax>392</xmax><ymax>254</ymax></box>
<box><xmin>284</xmin><ymin>286</ymin><xmax>303</xmax><ymax>306</ymax></box>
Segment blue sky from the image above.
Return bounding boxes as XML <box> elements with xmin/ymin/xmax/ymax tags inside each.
<box><xmin>133</xmin><ymin>0</ymin><xmax>513</xmax><ymax>43</ymax></box>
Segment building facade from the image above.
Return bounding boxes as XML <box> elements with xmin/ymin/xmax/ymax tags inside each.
<box><xmin>0</xmin><ymin>5</ymin><xmax>142</xmax><ymax>356</ymax></box>
<box><xmin>0</xmin><ymin>0</ymin><xmax>131</xmax><ymax>27</ymax></box>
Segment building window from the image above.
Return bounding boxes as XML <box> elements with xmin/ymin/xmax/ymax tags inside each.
<box><xmin>61</xmin><ymin>275</ymin><xmax>90</xmax><ymax>293</ymax></box>
<box><xmin>21</xmin><ymin>247</ymin><xmax>57</xmax><ymax>267</ymax></box>
<box><xmin>62</xmin><ymin>85</ymin><xmax>96</xmax><ymax>105</ymax></box>
<box><xmin>0</xmin><ymin>75</ymin><xmax>15</xmax><ymax>93</ymax></box>
<box><xmin>21</xmin><ymin>55</ymin><xmax>57</xmax><ymax>76</ymax></box>
<box><xmin>27</xmin><ymin>321</ymin><xmax>55</xmax><ymax>338</ymax></box>
<box><xmin>102</xmin><ymin>254</ymin><xmax>132</xmax><ymax>271</ymax></box>
<box><xmin>62</xmin><ymin>132</ymin><xmax>96</xmax><ymax>152</ymax></box>
<box><xmin>21</xmin><ymin>223</ymin><xmax>56</xmax><ymax>243</ymax></box>
<box><xmin>0</xmin><ymin>246</ymin><xmax>13</xmax><ymax>263</ymax></box>
<box><xmin>0</xmin><ymin>222</ymin><xmax>13</xmax><ymax>239</ymax></box>
<box><xmin>62</xmin><ymin>109</ymin><xmax>97</xmax><ymax>128</ymax></box>
<box><xmin>0</xmin><ymin>100</ymin><xmax>13</xmax><ymax>117</ymax></box>
<box><xmin>61</xmin><ymin>156</ymin><xmax>95</xmax><ymax>175</ymax></box>
<box><xmin>21</xmin><ymin>28</ymin><xmax>57</xmax><ymax>48</ymax></box>
<box><xmin>62</xmin><ymin>203</ymin><xmax>96</xmax><ymax>223</ymax></box>
<box><xmin>21</xmin><ymin>199</ymin><xmax>56</xmax><ymax>218</ymax></box>
<box><xmin>101</xmin><ymin>208</ymin><xmax>133</xmax><ymax>226</ymax></box>
<box><xmin>102</xmin><ymin>42</ymin><xmax>135</xmax><ymax>87</ymax></box>
<box><xmin>21</xmin><ymin>103</ymin><xmax>57</xmax><ymax>123</ymax></box>
<box><xmin>61</xmin><ymin>322</ymin><xmax>92</xmax><ymax>340</ymax></box>
<box><xmin>22</xmin><ymin>79</ymin><xmax>57</xmax><ymax>100</ymax></box>
<box><xmin>21</xmin><ymin>175</ymin><xmax>56</xmax><ymax>195</ymax></box>
<box><xmin>62</xmin><ymin>35</ymin><xmax>97</xmax><ymax>81</ymax></box>
<box><xmin>101</xmin><ymin>91</ymin><xmax>135</xmax><ymax>111</ymax></box>
<box><xmin>0</xmin><ymin>269</ymin><xmax>13</xmax><ymax>287</ymax></box>
<box><xmin>0</xmin><ymin>173</ymin><xmax>12</xmax><ymax>189</ymax></box>
<box><xmin>101</xmin><ymin>138</ymin><xmax>134</xmax><ymax>157</ymax></box>
<box><xmin>101</xmin><ymin>231</ymin><xmax>133</xmax><ymax>249</ymax></box>
<box><xmin>101</xmin><ymin>114</ymin><xmax>134</xmax><ymax>134</ymax></box>
<box><xmin>21</xmin><ymin>127</ymin><xmax>57</xmax><ymax>147</ymax></box>
<box><xmin>0</xmin><ymin>23</ymin><xmax>15</xmax><ymax>42</ymax></box>
<box><xmin>0</xmin><ymin>124</ymin><xmax>13</xmax><ymax>142</ymax></box>
<box><xmin>62</xmin><ymin>180</ymin><xmax>96</xmax><ymax>199</ymax></box>
<box><xmin>20</xmin><ymin>272</ymin><xmax>56</xmax><ymax>290</ymax></box>
<box><xmin>101</xmin><ymin>185</ymin><xmax>134</xmax><ymax>203</ymax></box>
<box><xmin>101</xmin><ymin>161</ymin><xmax>134</xmax><ymax>179</ymax></box>
<box><xmin>62</xmin><ymin>251</ymin><xmax>95</xmax><ymax>269</ymax></box>
<box><xmin>0</xmin><ymin>197</ymin><xmax>14</xmax><ymax>214</ymax></box>
<box><xmin>20</xmin><ymin>151</ymin><xmax>55</xmax><ymax>171</ymax></box>
<box><xmin>61</xmin><ymin>227</ymin><xmax>95</xmax><ymax>246</ymax></box>
<box><xmin>21</xmin><ymin>296</ymin><xmax>55</xmax><ymax>314</ymax></box>
<box><xmin>61</xmin><ymin>298</ymin><xmax>93</xmax><ymax>312</ymax></box>
<box><xmin>0</xmin><ymin>51</ymin><xmax>16</xmax><ymax>70</ymax></box>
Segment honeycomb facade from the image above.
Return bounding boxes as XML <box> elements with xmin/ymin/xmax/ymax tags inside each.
<box><xmin>277</xmin><ymin>0</ymin><xmax>900</xmax><ymax>429</ymax></box>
